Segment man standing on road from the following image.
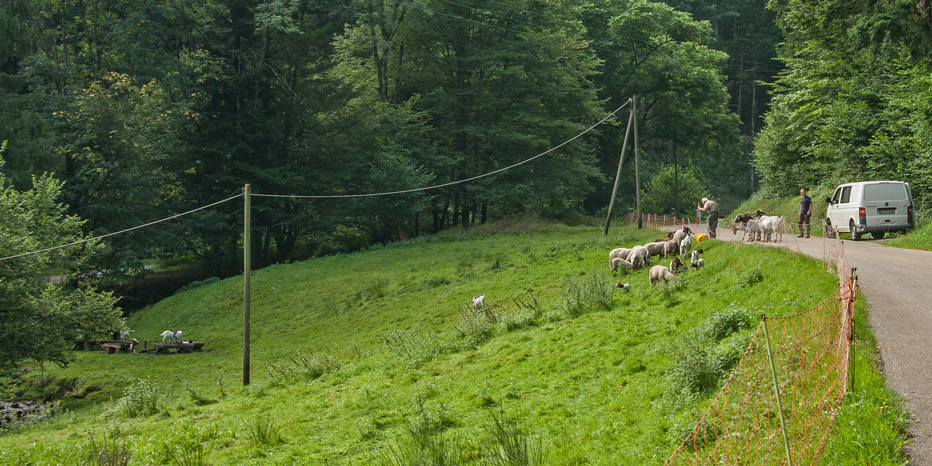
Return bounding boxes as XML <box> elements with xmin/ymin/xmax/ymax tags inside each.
<box><xmin>697</xmin><ymin>197</ymin><xmax>719</xmax><ymax>238</ymax></box>
<box><xmin>798</xmin><ymin>188</ymin><xmax>813</xmax><ymax>238</ymax></box>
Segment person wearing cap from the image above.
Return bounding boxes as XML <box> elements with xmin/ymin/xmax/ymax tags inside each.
<box><xmin>697</xmin><ymin>197</ymin><xmax>719</xmax><ymax>238</ymax></box>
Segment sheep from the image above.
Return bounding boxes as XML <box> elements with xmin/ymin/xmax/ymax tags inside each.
<box><xmin>160</xmin><ymin>330</ymin><xmax>175</xmax><ymax>343</ymax></box>
<box><xmin>664</xmin><ymin>239</ymin><xmax>679</xmax><ymax>258</ymax></box>
<box><xmin>757</xmin><ymin>215</ymin><xmax>785</xmax><ymax>242</ymax></box>
<box><xmin>611</xmin><ymin>257</ymin><xmax>633</xmax><ymax>272</ymax></box>
<box><xmin>473</xmin><ymin>295</ymin><xmax>485</xmax><ymax>309</ymax></box>
<box><xmin>649</xmin><ymin>257</ymin><xmax>683</xmax><ymax>286</ymax></box>
<box><xmin>630</xmin><ymin>245</ymin><xmax>650</xmax><ymax>269</ymax></box>
<box><xmin>644</xmin><ymin>242</ymin><xmax>666</xmax><ymax>261</ymax></box>
<box><xmin>679</xmin><ymin>236</ymin><xmax>692</xmax><ymax>258</ymax></box>
<box><xmin>743</xmin><ymin>219</ymin><xmax>760</xmax><ymax>242</ymax></box>
<box><xmin>609</xmin><ymin>248</ymin><xmax>633</xmax><ymax>269</ymax></box>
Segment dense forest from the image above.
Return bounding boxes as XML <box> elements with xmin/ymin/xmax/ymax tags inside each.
<box><xmin>1</xmin><ymin>0</ymin><xmax>781</xmax><ymax>280</ymax></box>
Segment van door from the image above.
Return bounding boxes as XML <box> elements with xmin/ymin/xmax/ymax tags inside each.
<box><xmin>863</xmin><ymin>182</ymin><xmax>910</xmax><ymax>228</ymax></box>
<box><xmin>838</xmin><ymin>185</ymin><xmax>855</xmax><ymax>232</ymax></box>
<box><xmin>827</xmin><ymin>187</ymin><xmax>842</xmax><ymax>229</ymax></box>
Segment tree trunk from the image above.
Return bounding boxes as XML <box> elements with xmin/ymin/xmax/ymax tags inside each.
<box><xmin>481</xmin><ymin>202</ymin><xmax>487</xmax><ymax>225</ymax></box>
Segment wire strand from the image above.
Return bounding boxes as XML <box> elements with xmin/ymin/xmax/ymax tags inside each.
<box><xmin>0</xmin><ymin>193</ymin><xmax>244</xmax><ymax>263</ymax></box>
<box><xmin>254</xmin><ymin>101</ymin><xmax>630</xmax><ymax>200</ymax></box>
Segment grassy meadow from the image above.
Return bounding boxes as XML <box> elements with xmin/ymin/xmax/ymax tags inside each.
<box><xmin>0</xmin><ymin>221</ymin><xmax>909</xmax><ymax>465</ymax></box>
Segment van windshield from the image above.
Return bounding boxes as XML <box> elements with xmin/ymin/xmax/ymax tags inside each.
<box><xmin>863</xmin><ymin>183</ymin><xmax>908</xmax><ymax>201</ymax></box>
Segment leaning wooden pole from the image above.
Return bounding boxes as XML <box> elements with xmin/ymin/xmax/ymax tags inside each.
<box><xmin>763</xmin><ymin>316</ymin><xmax>794</xmax><ymax>466</ymax></box>
<box><xmin>603</xmin><ymin>100</ymin><xmax>635</xmax><ymax>236</ymax></box>
<box><xmin>633</xmin><ymin>95</ymin><xmax>642</xmax><ymax>229</ymax></box>
<box><xmin>243</xmin><ymin>183</ymin><xmax>252</xmax><ymax>386</ymax></box>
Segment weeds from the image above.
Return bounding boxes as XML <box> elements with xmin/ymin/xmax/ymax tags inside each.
<box><xmin>267</xmin><ymin>353</ymin><xmax>340</xmax><ymax>385</ymax></box>
<box><xmin>382</xmin><ymin>329</ymin><xmax>445</xmax><ymax>366</ymax></box>
<box><xmin>112</xmin><ymin>378</ymin><xmax>162</xmax><ymax>418</ymax></box>
<box><xmin>561</xmin><ymin>272</ymin><xmax>613</xmax><ymax>317</ymax></box>
<box><xmin>736</xmin><ymin>266</ymin><xmax>765</xmax><ymax>287</ymax></box>
<box><xmin>377</xmin><ymin>400</ymin><xmax>467</xmax><ymax>466</ymax></box>
<box><xmin>486</xmin><ymin>409</ymin><xmax>547</xmax><ymax>466</ymax></box>
<box><xmin>161</xmin><ymin>424</ymin><xmax>215</xmax><ymax>466</ymax></box>
<box><xmin>455</xmin><ymin>305</ymin><xmax>498</xmax><ymax>348</ymax></box>
<box><xmin>86</xmin><ymin>431</ymin><xmax>131</xmax><ymax>466</ymax></box>
<box><xmin>245</xmin><ymin>414</ymin><xmax>286</xmax><ymax>447</ymax></box>
<box><xmin>501</xmin><ymin>293</ymin><xmax>543</xmax><ymax>331</ymax></box>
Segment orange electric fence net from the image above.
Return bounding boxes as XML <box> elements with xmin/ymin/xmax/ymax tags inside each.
<box><xmin>664</xmin><ymin>234</ymin><xmax>857</xmax><ymax>466</ymax></box>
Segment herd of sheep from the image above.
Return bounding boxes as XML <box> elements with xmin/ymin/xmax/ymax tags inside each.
<box><xmin>732</xmin><ymin>209</ymin><xmax>787</xmax><ymax>243</ymax></box>
<box><xmin>608</xmin><ymin>226</ymin><xmax>705</xmax><ymax>287</ymax></box>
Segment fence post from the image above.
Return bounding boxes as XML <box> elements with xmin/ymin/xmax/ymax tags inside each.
<box><xmin>763</xmin><ymin>315</ymin><xmax>794</xmax><ymax>466</ymax></box>
<box><xmin>848</xmin><ymin>269</ymin><xmax>858</xmax><ymax>390</ymax></box>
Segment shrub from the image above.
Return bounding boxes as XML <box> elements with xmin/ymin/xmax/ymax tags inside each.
<box><xmin>501</xmin><ymin>293</ymin><xmax>544</xmax><ymax>331</ymax></box>
<box><xmin>454</xmin><ymin>305</ymin><xmax>497</xmax><ymax>348</ymax></box>
<box><xmin>736</xmin><ymin>266</ymin><xmax>765</xmax><ymax>287</ymax></box>
<box><xmin>112</xmin><ymin>378</ymin><xmax>163</xmax><ymax>418</ymax></box>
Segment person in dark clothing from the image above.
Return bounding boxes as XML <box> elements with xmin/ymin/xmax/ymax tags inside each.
<box><xmin>798</xmin><ymin>188</ymin><xmax>813</xmax><ymax>238</ymax></box>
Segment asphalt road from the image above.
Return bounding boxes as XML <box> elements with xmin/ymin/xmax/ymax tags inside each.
<box><xmin>706</xmin><ymin>225</ymin><xmax>932</xmax><ymax>463</ymax></box>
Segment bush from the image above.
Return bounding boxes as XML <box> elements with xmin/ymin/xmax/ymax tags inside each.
<box><xmin>112</xmin><ymin>378</ymin><xmax>163</xmax><ymax>418</ymax></box>
<box><xmin>736</xmin><ymin>266</ymin><xmax>765</xmax><ymax>287</ymax></box>
<box><xmin>454</xmin><ymin>305</ymin><xmax>497</xmax><ymax>348</ymax></box>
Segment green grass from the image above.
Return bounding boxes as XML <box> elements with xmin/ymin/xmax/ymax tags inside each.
<box><xmin>0</xmin><ymin>222</ymin><xmax>909</xmax><ymax>465</ymax></box>
<box><xmin>885</xmin><ymin>218</ymin><xmax>932</xmax><ymax>251</ymax></box>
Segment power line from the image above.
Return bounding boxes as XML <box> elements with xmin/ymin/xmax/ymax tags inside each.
<box><xmin>254</xmin><ymin>100</ymin><xmax>631</xmax><ymax>200</ymax></box>
<box><xmin>0</xmin><ymin>193</ymin><xmax>244</xmax><ymax>263</ymax></box>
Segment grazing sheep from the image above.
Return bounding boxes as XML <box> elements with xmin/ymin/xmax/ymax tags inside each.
<box><xmin>611</xmin><ymin>257</ymin><xmax>633</xmax><ymax>272</ymax></box>
<box><xmin>473</xmin><ymin>295</ymin><xmax>485</xmax><ymax>309</ymax></box>
<box><xmin>644</xmin><ymin>242</ymin><xmax>666</xmax><ymax>261</ymax></box>
<box><xmin>664</xmin><ymin>240</ymin><xmax>679</xmax><ymax>258</ymax></box>
<box><xmin>160</xmin><ymin>330</ymin><xmax>175</xmax><ymax>343</ymax></box>
<box><xmin>649</xmin><ymin>258</ymin><xmax>683</xmax><ymax>287</ymax></box>
<box><xmin>630</xmin><ymin>245</ymin><xmax>650</xmax><ymax>269</ymax></box>
<box><xmin>679</xmin><ymin>236</ymin><xmax>692</xmax><ymax>258</ymax></box>
<box><xmin>609</xmin><ymin>248</ymin><xmax>633</xmax><ymax>269</ymax></box>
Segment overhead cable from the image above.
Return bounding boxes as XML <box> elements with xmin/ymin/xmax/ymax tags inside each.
<box><xmin>0</xmin><ymin>193</ymin><xmax>244</xmax><ymax>263</ymax></box>
<box><xmin>253</xmin><ymin>100</ymin><xmax>631</xmax><ymax>200</ymax></box>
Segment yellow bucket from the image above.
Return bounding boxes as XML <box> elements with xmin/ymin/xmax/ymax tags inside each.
<box><xmin>696</xmin><ymin>233</ymin><xmax>708</xmax><ymax>242</ymax></box>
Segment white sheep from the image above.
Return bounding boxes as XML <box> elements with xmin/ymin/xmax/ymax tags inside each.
<box><xmin>609</xmin><ymin>248</ymin><xmax>632</xmax><ymax>269</ymax></box>
<box><xmin>757</xmin><ymin>215</ymin><xmax>785</xmax><ymax>242</ymax></box>
<box><xmin>611</xmin><ymin>257</ymin><xmax>633</xmax><ymax>272</ymax></box>
<box><xmin>743</xmin><ymin>219</ymin><xmax>760</xmax><ymax>242</ymax></box>
<box><xmin>679</xmin><ymin>236</ymin><xmax>692</xmax><ymax>258</ymax></box>
<box><xmin>629</xmin><ymin>245</ymin><xmax>650</xmax><ymax>270</ymax></box>
<box><xmin>649</xmin><ymin>257</ymin><xmax>684</xmax><ymax>287</ymax></box>
<box><xmin>473</xmin><ymin>295</ymin><xmax>485</xmax><ymax>309</ymax></box>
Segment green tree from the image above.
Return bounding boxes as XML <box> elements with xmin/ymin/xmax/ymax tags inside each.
<box><xmin>0</xmin><ymin>152</ymin><xmax>122</xmax><ymax>372</ymax></box>
<box><xmin>643</xmin><ymin>165</ymin><xmax>705</xmax><ymax>216</ymax></box>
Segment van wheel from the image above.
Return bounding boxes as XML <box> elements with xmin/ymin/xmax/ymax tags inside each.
<box><xmin>872</xmin><ymin>231</ymin><xmax>885</xmax><ymax>239</ymax></box>
<box><xmin>849</xmin><ymin>220</ymin><xmax>861</xmax><ymax>241</ymax></box>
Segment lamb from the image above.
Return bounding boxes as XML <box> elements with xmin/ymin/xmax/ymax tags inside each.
<box><xmin>173</xmin><ymin>330</ymin><xmax>182</xmax><ymax>343</ymax></box>
<box><xmin>611</xmin><ymin>257</ymin><xmax>633</xmax><ymax>272</ymax></box>
<box><xmin>615</xmin><ymin>283</ymin><xmax>631</xmax><ymax>292</ymax></box>
<box><xmin>649</xmin><ymin>257</ymin><xmax>683</xmax><ymax>286</ymax></box>
<box><xmin>473</xmin><ymin>295</ymin><xmax>485</xmax><ymax>309</ymax></box>
<box><xmin>669</xmin><ymin>256</ymin><xmax>687</xmax><ymax>274</ymax></box>
<box><xmin>160</xmin><ymin>330</ymin><xmax>176</xmax><ymax>343</ymax></box>
<box><xmin>679</xmin><ymin>236</ymin><xmax>692</xmax><ymax>258</ymax></box>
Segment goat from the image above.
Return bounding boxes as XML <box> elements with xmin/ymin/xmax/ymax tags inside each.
<box><xmin>690</xmin><ymin>248</ymin><xmax>704</xmax><ymax>267</ymax></box>
<box><xmin>679</xmin><ymin>236</ymin><xmax>692</xmax><ymax>258</ymax></box>
<box><xmin>473</xmin><ymin>295</ymin><xmax>485</xmax><ymax>309</ymax></box>
<box><xmin>174</xmin><ymin>330</ymin><xmax>182</xmax><ymax>343</ymax></box>
<box><xmin>120</xmin><ymin>330</ymin><xmax>130</xmax><ymax>340</ymax></box>
<box><xmin>732</xmin><ymin>213</ymin><xmax>752</xmax><ymax>234</ymax></box>
<box><xmin>757</xmin><ymin>215</ymin><xmax>785</xmax><ymax>242</ymax></box>
<box><xmin>615</xmin><ymin>283</ymin><xmax>631</xmax><ymax>292</ymax></box>
<box><xmin>160</xmin><ymin>330</ymin><xmax>176</xmax><ymax>343</ymax></box>
<box><xmin>691</xmin><ymin>259</ymin><xmax>705</xmax><ymax>270</ymax></box>
<box><xmin>743</xmin><ymin>219</ymin><xmax>760</xmax><ymax>242</ymax></box>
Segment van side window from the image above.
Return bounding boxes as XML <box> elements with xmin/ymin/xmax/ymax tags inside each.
<box><xmin>831</xmin><ymin>188</ymin><xmax>841</xmax><ymax>204</ymax></box>
<box><xmin>841</xmin><ymin>186</ymin><xmax>852</xmax><ymax>203</ymax></box>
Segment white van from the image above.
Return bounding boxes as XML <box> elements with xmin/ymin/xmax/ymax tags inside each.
<box><xmin>825</xmin><ymin>181</ymin><xmax>914</xmax><ymax>240</ymax></box>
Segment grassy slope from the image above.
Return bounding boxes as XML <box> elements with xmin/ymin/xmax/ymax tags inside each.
<box><xmin>0</xmin><ymin>222</ymin><xmax>908</xmax><ymax>465</ymax></box>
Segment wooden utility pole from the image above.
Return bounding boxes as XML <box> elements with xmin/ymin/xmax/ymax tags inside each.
<box><xmin>603</xmin><ymin>99</ymin><xmax>635</xmax><ymax>235</ymax></box>
<box><xmin>633</xmin><ymin>95</ymin><xmax>642</xmax><ymax>229</ymax></box>
<box><xmin>243</xmin><ymin>184</ymin><xmax>251</xmax><ymax>386</ymax></box>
